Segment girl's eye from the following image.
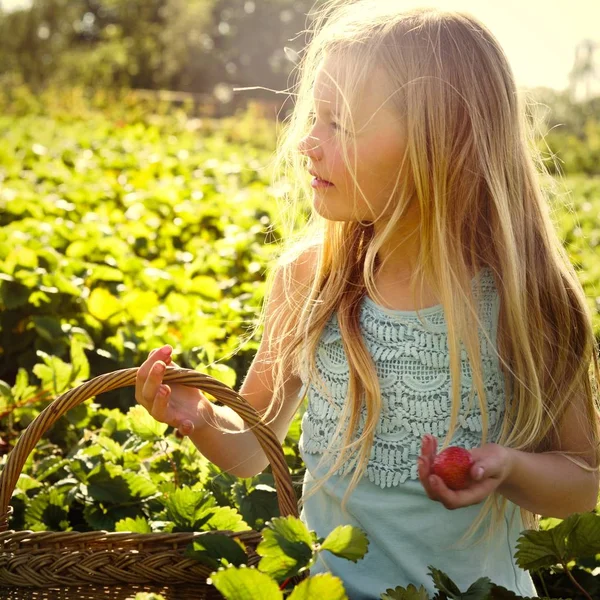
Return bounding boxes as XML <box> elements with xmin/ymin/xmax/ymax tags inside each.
<box><xmin>308</xmin><ymin>111</ymin><xmax>343</xmax><ymax>133</ymax></box>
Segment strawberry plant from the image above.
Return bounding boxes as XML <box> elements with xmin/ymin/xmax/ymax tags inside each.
<box><xmin>0</xmin><ymin>89</ymin><xmax>599</xmax><ymax>598</ymax></box>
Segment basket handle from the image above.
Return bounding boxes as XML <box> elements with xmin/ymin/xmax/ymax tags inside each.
<box><xmin>0</xmin><ymin>367</ymin><xmax>299</xmax><ymax>531</ymax></box>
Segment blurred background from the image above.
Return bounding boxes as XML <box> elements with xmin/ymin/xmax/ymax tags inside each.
<box><xmin>1</xmin><ymin>0</ymin><xmax>599</xmax><ymax>116</ymax></box>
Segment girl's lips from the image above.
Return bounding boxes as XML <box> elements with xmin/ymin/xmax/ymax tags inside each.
<box><xmin>311</xmin><ymin>177</ymin><xmax>334</xmax><ymax>188</ymax></box>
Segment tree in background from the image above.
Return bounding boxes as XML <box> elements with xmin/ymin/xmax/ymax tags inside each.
<box><xmin>0</xmin><ymin>0</ymin><xmax>318</xmax><ymax>100</ymax></box>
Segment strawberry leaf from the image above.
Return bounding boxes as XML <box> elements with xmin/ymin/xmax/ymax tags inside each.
<box><xmin>185</xmin><ymin>533</ymin><xmax>248</xmax><ymax>569</ymax></box>
<box><xmin>208</xmin><ymin>566</ymin><xmax>282</xmax><ymax>599</ymax></box>
<box><xmin>515</xmin><ymin>512</ymin><xmax>600</xmax><ymax>571</ymax></box>
<box><xmin>380</xmin><ymin>584</ymin><xmax>430</xmax><ymax>599</ymax></box>
<box><xmin>287</xmin><ymin>572</ymin><xmax>349</xmax><ymax>599</ymax></box>
<box><xmin>429</xmin><ymin>567</ymin><xmax>461</xmax><ymax>597</ymax></box>
<box><xmin>462</xmin><ymin>577</ymin><xmax>493</xmax><ymax>598</ymax></box>
<box><xmin>128</xmin><ymin>404</ymin><xmax>168</xmax><ymax>440</ymax></box>
<box><xmin>320</xmin><ymin>525</ymin><xmax>369</xmax><ymax>563</ymax></box>
<box><xmin>257</xmin><ymin>516</ymin><xmax>314</xmax><ymax>581</ymax></box>
<box><xmin>115</xmin><ymin>515</ymin><xmax>152</xmax><ymax>533</ymax></box>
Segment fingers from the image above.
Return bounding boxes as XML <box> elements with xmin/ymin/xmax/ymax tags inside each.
<box><xmin>418</xmin><ymin>437</ymin><xmax>503</xmax><ymax>509</ymax></box>
<box><xmin>135</xmin><ymin>345</ymin><xmax>173</xmax><ymax>410</ymax></box>
<box><xmin>150</xmin><ymin>383</ymin><xmax>171</xmax><ymax>422</ymax></box>
<box><xmin>427</xmin><ymin>474</ymin><xmax>498</xmax><ymax>510</ymax></box>
<box><xmin>420</xmin><ymin>434</ymin><xmax>437</xmax><ymax>463</ymax></box>
<box><xmin>418</xmin><ymin>434</ymin><xmax>438</xmax><ymax>500</ymax></box>
<box><xmin>150</xmin><ymin>384</ymin><xmax>195</xmax><ymax>437</ymax></box>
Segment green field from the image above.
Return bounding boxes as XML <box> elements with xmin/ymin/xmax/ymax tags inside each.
<box><xmin>1</xmin><ymin>100</ymin><xmax>600</xmax><ymax>599</ymax></box>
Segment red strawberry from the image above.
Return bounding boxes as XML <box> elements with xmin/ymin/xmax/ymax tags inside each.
<box><xmin>431</xmin><ymin>446</ymin><xmax>474</xmax><ymax>490</ymax></box>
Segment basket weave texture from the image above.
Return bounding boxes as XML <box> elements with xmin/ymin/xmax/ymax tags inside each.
<box><xmin>0</xmin><ymin>367</ymin><xmax>304</xmax><ymax>599</ymax></box>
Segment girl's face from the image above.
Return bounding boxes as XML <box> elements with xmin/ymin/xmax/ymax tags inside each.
<box><xmin>298</xmin><ymin>57</ymin><xmax>411</xmax><ymax>223</ymax></box>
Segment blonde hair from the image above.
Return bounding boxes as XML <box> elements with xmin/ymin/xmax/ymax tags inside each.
<box><xmin>250</xmin><ymin>1</ymin><xmax>600</xmax><ymax>543</ymax></box>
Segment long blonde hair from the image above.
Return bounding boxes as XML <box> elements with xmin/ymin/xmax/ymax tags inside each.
<box><xmin>251</xmin><ymin>0</ymin><xmax>600</xmax><ymax>542</ymax></box>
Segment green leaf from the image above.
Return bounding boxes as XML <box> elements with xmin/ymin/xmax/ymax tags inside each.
<box><xmin>162</xmin><ymin>487</ymin><xmax>246</xmax><ymax>532</ymax></box>
<box><xmin>320</xmin><ymin>525</ymin><xmax>369</xmax><ymax>563</ymax></box>
<box><xmin>70</xmin><ymin>336</ymin><xmax>90</xmax><ymax>381</ymax></box>
<box><xmin>163</xmin><ymin>487</ymin><xmax>205</xmax><ymax>528</ymax></box>
<box><xmin>122</xmin><ymin>470</ymin><xmax>158</xmax><ymax>499</ymax></box>
<box><xmin>233</xmin><ymin>474</ymin><xmax>279</xmax><ymax>530</ymax></box>
<box><xmin>124</xmin><ymin>289</ymin><xmax>160</xmax><ymax>323</ymax></box>
<box><xmin>257</xmin><ymin>516</ymin><xmax>314</xmax><ymax>581</ymax></box>
<box><xmin>208</xmin><ymin>566</ymin><xmax>282</xmax><ymax>600</ymax></box>
<box><xmin>25</xmin><ymin>488</ymin><xmax>70</xmax><ymax>531</ymax></box>
<box><xmin>0</xmin><ymin>379</ymin><xmax>13</xmax><ymax>402</ymax></box>
<box><xmin>83</xmin><ymin>504</ymin><xmax>142</xmax><ymax>531</ymax></box>
<box><xmin>115</xmin><ymin>516</ymin><xmax>152</xmax><ymax>533</ymax></box>
<box><xmin>14</xmin><ymin>474</ymin><xmax>43</xmax><ymax>496</ymax></box>
<box><xmin>189</xmin><ymin>275</ymin><xmax>222</xmax><ymax>300</ymax></box>
<box><xmin>88</xmin><ymin>287</ymin><xmax>122</xmax><ymax>321</ymax></box>
<box><xmin>515</xmin><ymin>512</ymin><xmax>600</xmax><ymax>571</ymax></box>
<box><xmin>87</xmin><ymin>463</ymin><xmax>156</xmax><ymax>504</ymax></box>
<box><xmin>33</xmin><ymin>350</ymin><xmax>73</xmax><ymax>395</ymax></box>
<box><xmin>565</xmin><ymin>512</ymin><xmax>600</xmax><ymax>558</ymax></box>
<box><xmin>288</xmin><ymin>573</ymin><xmax>349</xmax><ymax>599</ymax></box>
<box><xmin>88</xmin><ymin>264</ymin><xmax>125</xmax><ymax>284</ymax></box>
<box><xmin>185</xmin><ymin>533</ymin><xmax>248</xmax><ymax>569</ymax></box>
<box><xmin>429</xmin><ymin>567</ymin><xmax>461</xmax><ymax>597</ymax></box>
<box><xmin>34</xmin><ymin>456</ymin><xmax>69</xmax><ymax>482</ymax></box>
<box><xmin>205</xmin><ymin>362</ymin><xmax>236</xmax><ymax>388</ymax></box>
<box><xmin>380</xmin><ymin>585</ymin><xmax>430</xmax><ymax>600</ymax></box>
<box><xmin>196</xmin><ymin>505</ymin><xmax>250</xmax><ymax>533</ymax></box>
<box><xmin>12</xmin><ymin>368</ymin><xmax>38</xmax><ymax>402</ymax></box>
<box><xmin>462</xmin><ymin>577</ymin><xmax>494</xmax><ymax>599</ymax></box>
<box><xmin>128</xmin><ymin>405</ymin><xmax>168</xmax><ymax>440</ymax></box>
<box><xmin>32</xmin><ymin>315</ymin><xmax>63</xmax><ymax>343</ymax></box>
<box><xmin>0</xmin><ymin>278</ymin><xmax>29</xmax><ymax>309</ymax></box>
<box><xmin>488</xmin><ymin>585</ymin><xmax>553</xmax><ymax>600</ymax></box>
<box><xmin>96</xmin><ymin>435</ymin><xmax>123</xmax><ymax>461</ymax></box>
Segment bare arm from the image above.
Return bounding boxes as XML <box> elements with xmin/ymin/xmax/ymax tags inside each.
<box><xmin>135</xmin><ymin>248</ymin><xmax>317</xmax><ymax>478</ymax></box>
<box><xmin>497</xmin><ymin>395</ymin><xmax>600</xmax><ymax>517</ymax></box>
<box><xmin>498</xmin><ymin>448</ymin><xmax>598</xmax><ymax>517</ymax></box>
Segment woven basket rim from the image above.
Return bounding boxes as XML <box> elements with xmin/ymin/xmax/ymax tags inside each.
<box><xmin>0</xmin><ymin>366</ymin><xmax>298</xmax><ymax>531</ymax></box>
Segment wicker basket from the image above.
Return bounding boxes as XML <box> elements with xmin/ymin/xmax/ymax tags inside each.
<box><xmin>0</xmin><ymin>367</ymin><xmax>306</xmax><ymax>599</ymax></box>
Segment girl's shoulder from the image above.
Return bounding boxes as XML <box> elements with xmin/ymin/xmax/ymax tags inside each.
<box><xmin>261</xmin><ymin>244</ymin><xmax>321</xmax><ymax>328</ymax></box>
<box><xmin>274</xmin><ymin>243</ymin><xmax>321</xmax><ymax>299</ymax></box>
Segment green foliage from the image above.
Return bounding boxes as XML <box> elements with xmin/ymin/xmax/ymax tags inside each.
<box><xmin>0</xmin><ymin>87</ymin><xmax>599</xmax><ymax>599</ymax></box>
<box><xmin>185</xmin><ymin>533</ymin><xmax>249</xmax><ymax>570</ymax></box>
<box><xmin>516</xmin><ymin>512</ymin><xmax>600</xmax><ymax>573</ymax></box>
<box><xmin>320</xmin><ymin>524</ymin><xmax>370</xmax><ymax>563</ymax></box>
<box><xmin>205</xmin><ymin>517</ymin><xmax>364</xmax><ymax>598</ymax></box>
<box><xmin>257</xmin><ymin>516</ymin><xmax>316</xmax><ymax>580</ymax></box>
<box><xmin>0</xmin><ymin>0</ymin><xmax>318</xmax><ymax>102</ymax></box>
<box><xmin>209</xmin><ymin>566</ymin><xmax>283</xmax><ymax>599</ymax></box>
<box><xmin>287</xmin><ymin>573</ymin><xmax>348</xmax><ymax>600</ymax></box>
<box><xmin>0</xmin><ymin>107</ymin><xmax>285</xmax><ymax>411</ymax></box>
<box><xmin>381</xmin><ymin>585</ymin><xmax>430</xmax><ymax>600</ymax></box>
<box><xmin>530</xmin><ymin>88</ymin><xmax>600</xmax><ymax>176</ymax></box>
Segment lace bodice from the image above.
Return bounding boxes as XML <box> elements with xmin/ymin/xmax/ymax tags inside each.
<box><xmin>298</xmin><ymin>267</ymin><xmax>506</xmax><ymax>488</ymax></box>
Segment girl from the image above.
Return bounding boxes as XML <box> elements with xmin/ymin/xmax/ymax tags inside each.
<box><xmin>135</xmin><ymin>1</ymin><xmax>600</xmax><ymax>596</ymax></box>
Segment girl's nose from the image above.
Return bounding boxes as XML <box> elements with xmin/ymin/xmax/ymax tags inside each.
<box><xmin>298</xmin><ymin>134</ymin><xmax>321</xmax><ymax>157</ymax></box>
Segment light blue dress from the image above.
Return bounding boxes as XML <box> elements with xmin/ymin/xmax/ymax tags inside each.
<box><xmin>298</xmin><ymin>267</ymin><xmax>538</xmax><ymax>598</ymax></box>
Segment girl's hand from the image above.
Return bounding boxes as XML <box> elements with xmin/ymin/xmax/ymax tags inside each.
<box><xmin>135</xmin><ymin>344</ymin><xmax>209</xmax><ymax>437</ymax></box>
<box><xmin>417</xmin><ymin>434</ymin><xmax>514</xmax><ymax>509</ymax></box>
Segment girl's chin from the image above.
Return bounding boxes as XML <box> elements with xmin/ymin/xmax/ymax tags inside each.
<box><xmin>312</xmin><ymin>203</ymin><xmax>355</xmax><ymax>222</ymax></box>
